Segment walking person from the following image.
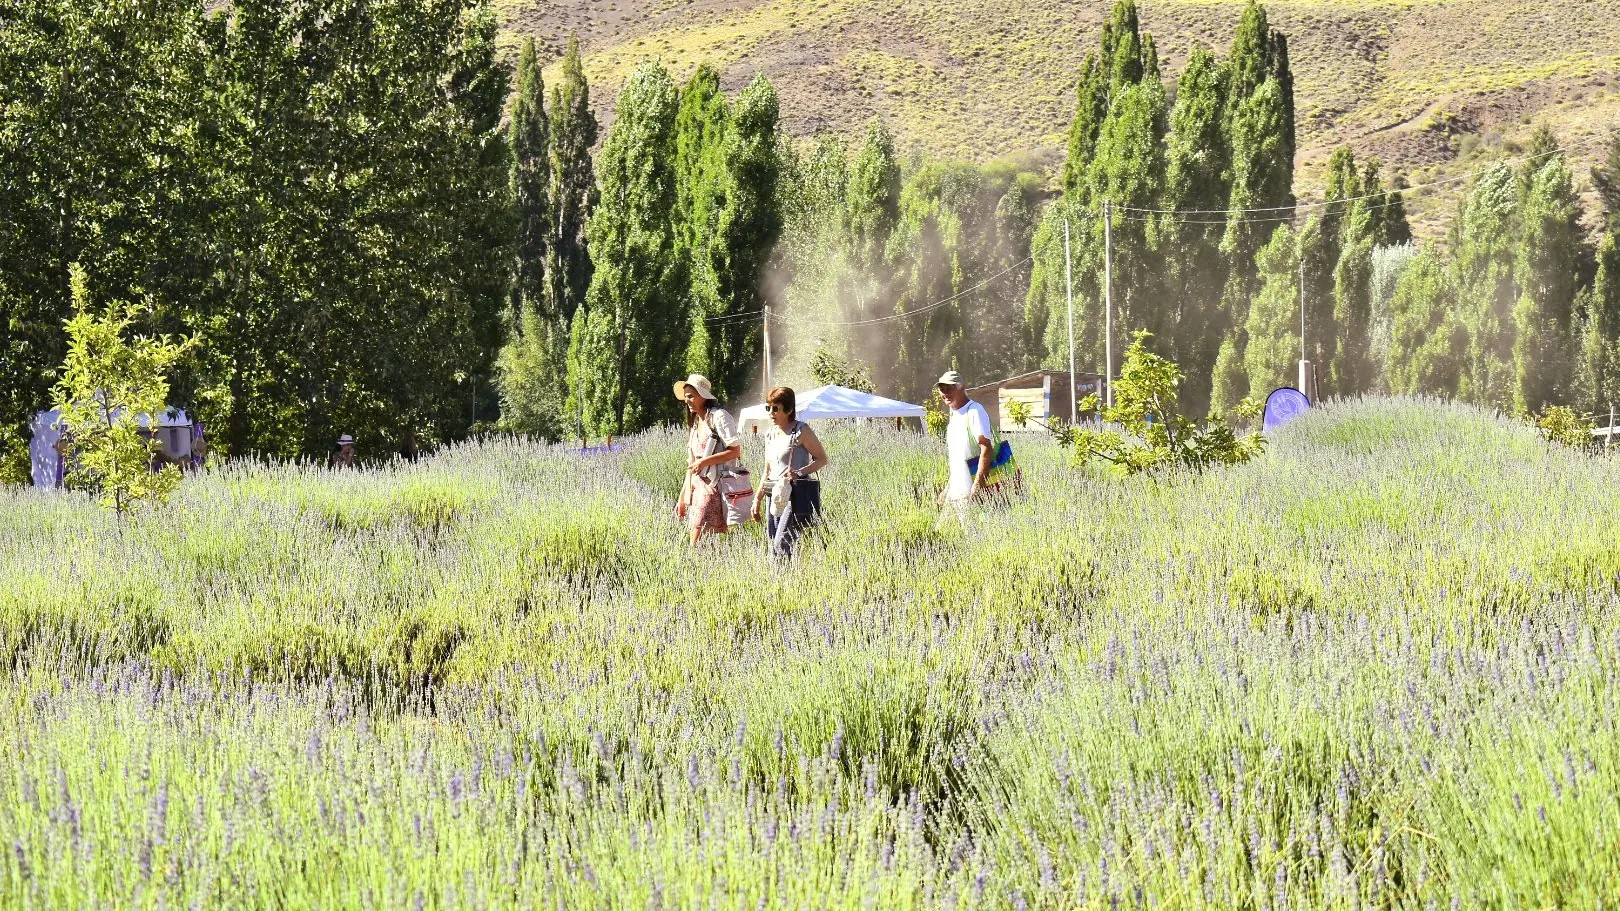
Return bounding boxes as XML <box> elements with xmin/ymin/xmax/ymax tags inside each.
<box><xmin>750</xmin><ymin>387</ymin><xmax>829</xmax><ymax>559</ymax></box>
<box><xmin>674</xmin><ymin>374</ymin><xmax>745</xmax><ymax>546</ymax></box>
<box><xmin>936</xmin><ymin>370</ymin><xmax>996</xmax><ymax>525</ymax></box>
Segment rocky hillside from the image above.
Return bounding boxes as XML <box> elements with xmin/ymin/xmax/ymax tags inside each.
<box><xmin>497</xmin><ymin>0</ymin><xmax>1620</xmax><ymax>235</ymax></box>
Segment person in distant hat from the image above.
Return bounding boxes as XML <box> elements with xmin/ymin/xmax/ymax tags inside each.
<box><xmin>936</xmin><ymin>370</ymin><xmax>995</xmax><ymax>512</ymax></box>
<box><xmin>332</xmin><ymin>434</ymin><xmax>356</xmax><ymax>469</ymax></box>
<box><xmin>674</xmin><ymin>374</ymin><xmax>743</xmax><ymax>545</ymax></box>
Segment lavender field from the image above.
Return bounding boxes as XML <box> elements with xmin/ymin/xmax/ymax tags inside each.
<box><xmin>1</xmin><ymin>398</ymin><xmax>1618</xmax><ymax>909</ymax></box>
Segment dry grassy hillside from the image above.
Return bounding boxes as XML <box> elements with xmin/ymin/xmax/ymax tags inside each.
<box><xmin>497</xmin><ymin>0</ymin><xmax>1620</xmax><ymax>235</ymax></box>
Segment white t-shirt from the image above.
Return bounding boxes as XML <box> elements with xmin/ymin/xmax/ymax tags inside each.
<box><xmin>945</xmin><ymin>399</ymin><xmax>993</xmax><ymax>502</ymax></box>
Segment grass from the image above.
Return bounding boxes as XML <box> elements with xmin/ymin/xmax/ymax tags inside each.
<box><xmin>1</xmin><ymin>397</ymin><xmax>1619</xmax><ymax>907</ymax></box>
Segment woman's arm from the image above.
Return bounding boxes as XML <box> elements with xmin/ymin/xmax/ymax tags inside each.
<box><xmin>794</xmin><ymin>426</ymin><xmax>829</xmax><ymax>478</ymax></box>
<box><xmin>692</xmin><ymin>444</ymin><xmax>742</xmax><ymax>472</ymax></box>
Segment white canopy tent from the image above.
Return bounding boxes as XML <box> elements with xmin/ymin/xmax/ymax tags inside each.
<box><xmin>737</xmin><ymin>384</ymin><xmax>925</xmax><ymax>432</ymax></box>
<box><xmin>29</xmin><ymin>407</ymin><xmax>193</xmax><ymax>489</ymax></box>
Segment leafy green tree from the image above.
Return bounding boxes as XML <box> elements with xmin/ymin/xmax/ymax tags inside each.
<box><xmin>841</xmin><ymin>119</ymin><xmax>904</xmax><ymax>370</ymax></box>
<box><xmin>1092</xmin><ymin>46</ymin><xmax>1168</xmax><ymax>356</ymax></box>
<box><xmin>497</xmin><ymin>306</ymin><xmax>569</xmax><ymax>439</ymax></box>
<box><xmin>1220</xmin><ymin>3</ymin><xmax>1295</xmax><ymax>324</ymax></box>
<box><xmin>1452</xmin><ymin>163</ymin><xmax>1519</xmax><ymax>408</ymax></box>
<box><xmin>673</xmin><ymin>65</ymin><xmax>732</xmax><ymax>387</ymax></box>
<box><xmin>1386</xmin><ymin>249</ymin><xmax>1468</xmax><ymax>397</ymax></box>
<box><xmin>0</xmin><ymin>0</ymin><xmax>210</xmax><ymax>476</ymax></box>
<box><xmin>1221</xmin><ymin>77</ymin><xmax>1293</xmax><ymax>324</ymax></box>
<box><xmin>709</xmin><ymin>76</ymin><xmax>784</xmax><ymax>397</ymax></box>
<box><xmin>52</xmin><ymin>266</ymin><xmax>193</xmax><ymax>515</ymax></box>
<box><xmin>1210</xmin><ymin>333</ymin><xmax>1250</xmax><ymax>414</ymax></box>
<box><xmin>497</xmin><ymin>37</ymin><xmax>566</xmax><ymax>438</ymax></box>
<box><xmin>674</xmin><ymin>71</ymin><xmax>783</xmax><ymax>401</ymax></box>
<box><xmin>1161</xmin><ymin>45</ymin><xmax>1232</xmax><ymax>414</ymax></box>
<box><xmin>567</xmin><ymin>63</ymin><xmax>686</xmax><ymax>436</ymax></box>
<box><xmin>891</xmin><ymin>162</ymin><xmax>1042</xmax><ymax>397</ymax></box>
<box><xmin>1027</xmin><ymin>0</ymin><xmax>1160</xmax><ymax>386</ymax></box>
<box><xmin>1575</xmin><ymin>136</ymin><xmax>1620</xmax><ymax>413</ymax></box>
<box><xmin>1512</xmin><ymin>147</ymin><xmax>1585</xmax><ymax>413</ymax></box>
<box><xmin>1243</xmin><ymin>225</ymin><xmax>1301</xmax><ymax>396</ymax></box>
<box><xmin>1061</xmin><ymin>53</ymin><xmax>1110</xmax><ymax>197</ymax></box>
<box><xmin>171</xmin><ymin>0</ymin><xmax>514</xmax><ymax>457</ymax></box>
<box><xmin>548</xmin><ymin>34</ymin><xmax>597</xmax><ymax>327</ymax></box>
<box><xmin>845</xmin><ymin>120</ymin><xmax>902</xmax><ymax>300</ymax></box>
<box><xmin>509</xmin><ymin>37</ymin><xmax>551</xmax><ymax>330</ymax></box>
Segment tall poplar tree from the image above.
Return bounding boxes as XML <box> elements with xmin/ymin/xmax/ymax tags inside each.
<box><xmin>567</xmin><ymin>63</ymin><xmax>686</xmax><ymax>436</ymax></box>
<box><xmin>1025</xmin><ymin>0</ymin><xmax>1159</xmax><ymax>390</ymax></box>
<box><xmin>1512</xmin><ymin>144</ymin><xmax>1585</xmax><ymax>413</ymax></box>
<box><xmin>1579</xmin><ymin>136</ymin><xmax>1620</xmax><ymax>412</ymax></box>
<box><xmin>1386</xmin><ymin>249</ymin><xmax>1468</xmax><ymax>397</ymax></box>
<box><xmin>1161</xmin><ymin>44</ymin><xmax>1231</xmax><ymax>414</ymax></box>
<box><xmin>673</xmin><ymin>65</ymin><xmax>732</xmax><ymax>389</ymax></box>
<box><xmin>509</xmin><ymin>37</ymin><xmax>551</xmax><ymax>330</ymax></box>
<box><xmin>497</xmin><ymin>36</ymin><xmax>566</xmax><ymax>438</ymax></box>
<box><xmin>548</xmin><ymin>34</ymin><xmax>597</xmax><ymax>327</ymax></box>
<box><xmin>709</xmin><ymin>76</ymin><xmax>783</xmax><ymax>398</ymax></box>
<box><xmin>1221</xmin><ymin>2</ymin><xmax>1295</xmax><ymax>330</ymax></box>
<box><xmin>843</xmin><ymin>118</ymin><xmax>902</xmax><ymax>372</ymax></box>
<box><xmin>1453</xmin><ymin>163</ymin><xmax>1519</xmax><ymax>408</ymax></box>
<box><xmin>1244</xmin><ymin>225</ymin><xmax>1301</xmax><ymax>396</ymax></box>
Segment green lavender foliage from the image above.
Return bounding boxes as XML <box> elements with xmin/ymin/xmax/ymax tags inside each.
<box><xmin>2</xmin><ymin>399</ymin><xmax>1618</xmax><ymax>906</ymax></box>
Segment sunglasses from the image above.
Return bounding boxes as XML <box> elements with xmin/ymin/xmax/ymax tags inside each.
<box><xmin>768</xmin><ymin>404</ymin><xmax>790</xmax><ymax>413</ymax></box>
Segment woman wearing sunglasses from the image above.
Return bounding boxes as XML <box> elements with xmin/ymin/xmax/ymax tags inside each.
<box><xmin>751</xmin><ymin>386</ymin><xmax>829</xmax><ymax>558</ymax></box>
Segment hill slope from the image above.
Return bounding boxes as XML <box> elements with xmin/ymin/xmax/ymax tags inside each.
<box><xmin>498</xmin><ymin>0</ymin><xmax>1620</xmax><ymax>235</ymax></box>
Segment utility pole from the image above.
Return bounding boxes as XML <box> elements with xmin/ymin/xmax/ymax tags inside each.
<box><xmin>1298</xmin><ymin>260</ymin><xmax>1311</xmax><ymax>400</ymax></box>
<box><xmin>763</xmin><ymin>306</ymin><xmax>774</xmax><ymax>390</ymax></box>
<box><xmin>1064</xmin><ymin>214</ymin><xmax>1076</xmax><ymax>424</ymax></box>
<box><xmin>1103</xmin><ymin>200</ymin><xmax>1115</xmax><ymax>409</ymax></box>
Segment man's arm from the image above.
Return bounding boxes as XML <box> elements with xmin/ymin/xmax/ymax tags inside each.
<box><xmin>974</xmin><ymin>435</ymin><xmax>992</xmax><ymax>490</ymax></box>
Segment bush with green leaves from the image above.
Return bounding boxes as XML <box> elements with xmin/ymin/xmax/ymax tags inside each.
<box><xmin>51</xmin><ymin>265</ymin><xmax>193</xmax><ymax>515</ymax></box>
<box><xmin>1066</xmin><ymin>331</ymin><xmax>1266</xmax><ymax>474</ymax></box>
<box><xmin>1532</xmin><ymin>404</ymin><xmax>1596</xmax><ymax>448</ymax></box>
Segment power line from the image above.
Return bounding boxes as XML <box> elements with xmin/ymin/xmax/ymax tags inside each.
<box><xmin>774</xmin><ymin>254</ymin><xmax>1034</xmax><ymax>328</ymax></box>
<box><xmin>1114</xmin><ymin>126</ymin><xmax>1619</xmax><ymax>217</ymax></box>
<box><xmin>701</xmin><ymin>307</ymin><xmax>766</xmax><ymax>324</ymax></box>
<box><xmin>1112</xmin><ymin>193</ymin><xmax>1413</xmax><ymax>226</ymax></box>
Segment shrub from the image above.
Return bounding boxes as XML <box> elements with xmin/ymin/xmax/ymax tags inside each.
<box><xmin>1064</xmin><ymin>331</ymin><xmax>1266</xmax><ymax>474</ymax></box>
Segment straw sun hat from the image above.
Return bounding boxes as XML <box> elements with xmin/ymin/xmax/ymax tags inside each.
<box><xmin>673</xmin><ymin>374</ymin><xmax>716</xmax><ymax>402</ymax></box>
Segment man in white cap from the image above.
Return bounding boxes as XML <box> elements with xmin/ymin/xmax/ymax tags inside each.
<box><xmin>332</xmin><ymin>434</ymin><xmax>356</xmax><ymax>469</ymax></box>
<box><xmin>936</xmin><ymin>370</ymin><xmax>994</xmax><ymax>510</ymax></box>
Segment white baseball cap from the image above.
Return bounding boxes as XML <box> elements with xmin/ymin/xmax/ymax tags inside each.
<box><xmin>936</xmin><ymin>370</ymin><xmax>962</xmax><ymax>387</ymax></box>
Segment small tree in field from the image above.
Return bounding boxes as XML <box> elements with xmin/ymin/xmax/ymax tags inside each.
<box><xmin>1066</xmin><ymin>331</ymin><xmax>1265</xmax><ymax>474</ymax></box>
<box><xmin>52</xmin><ymin>265</ymin><xmax>193</xmax><ymax>515</ymax></box>
<box><xmin>1532</xmin><ymin>405</ymin><xmax>1596</xmax><ymax>449</ymax></box>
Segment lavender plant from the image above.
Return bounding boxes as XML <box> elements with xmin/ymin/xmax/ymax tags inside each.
<box><xmin>0</xmin><ymin>398</ymin><xmax>1617</xmax><ymax>908</ymax></box>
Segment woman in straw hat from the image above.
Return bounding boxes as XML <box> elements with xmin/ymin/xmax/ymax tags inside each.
<box><xmin>674</xmin><ymin>374</ymin><xmax>743</xmax><ymax>545</ymax></box>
